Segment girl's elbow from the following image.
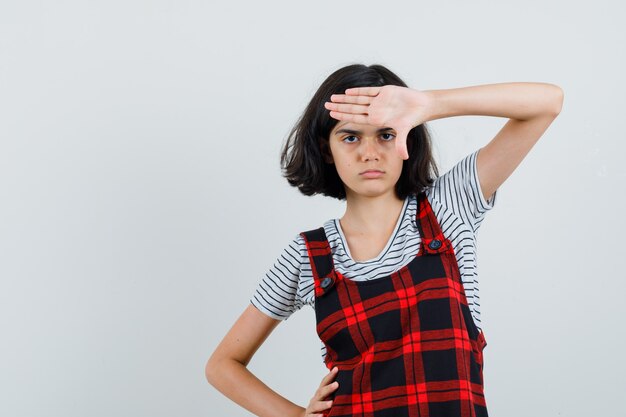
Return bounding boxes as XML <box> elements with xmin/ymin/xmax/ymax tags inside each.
<box><xmin>205</xmin><ymin>355</ymin><xmax>224</xmax><ymax>385</ymax></box>
<box><xmin>205</xmin><ymin>358</ymin><xmax>215</xmax><ymax>384</ymax></box>
<box><xmin>551</xmin><ymin>85</ymin><xmax>564</xmax><ymax>116</ymax></box>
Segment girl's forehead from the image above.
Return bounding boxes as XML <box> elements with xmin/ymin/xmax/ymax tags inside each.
<box><xmin>334</xmin><ymin>121</ymin><xmax>381</xmax><ymax>131</ymax></box>
<box><xmin>332</xmin><ymin>121</ymin><xmax>393</xmax><ymax>134</ymax></box>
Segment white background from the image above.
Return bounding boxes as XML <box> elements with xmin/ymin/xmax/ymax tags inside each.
<box><xmin>1</xmin><ymin>1</ymin><xmax>624</xmax><ymax>416</ymax></box>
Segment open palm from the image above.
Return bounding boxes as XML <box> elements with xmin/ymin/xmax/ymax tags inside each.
<box><xmin>324</xmin><ymin>85</ymin><xmax>432</xmax><ymax>160</ymax></box>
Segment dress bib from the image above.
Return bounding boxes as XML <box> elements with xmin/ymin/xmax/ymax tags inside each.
<box><xmin>300</xmin><ymin>191</ymin><xmax>489</xmax><ymax>417</ymax></box>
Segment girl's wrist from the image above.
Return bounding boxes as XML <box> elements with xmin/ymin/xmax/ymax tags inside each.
<box><xmin>420</xmin><ymin>89</ymin><xmax>444</xmax><ymax>124</ymax></box>
<box><xmin>407</xmin><ymin>88</ymin><xmax>437</xmax><ymax>128</ymax></box>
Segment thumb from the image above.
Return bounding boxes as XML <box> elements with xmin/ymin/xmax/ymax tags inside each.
<box><xmin>395</xmin><ymin>129</ymin><xmax>410</xmax><ymax>160</ymax></box>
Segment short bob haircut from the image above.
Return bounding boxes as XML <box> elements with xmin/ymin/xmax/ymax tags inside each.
<box><xmin>280</xmin><ymin>63</ymin><xmax>439</xmax><ymax>201</ymax></box>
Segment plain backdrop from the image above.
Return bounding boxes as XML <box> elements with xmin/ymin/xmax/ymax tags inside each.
<box><xmin>1</xmin><ymin>1</ymin><xmax>624</xmax><ymax>416</ymax></box>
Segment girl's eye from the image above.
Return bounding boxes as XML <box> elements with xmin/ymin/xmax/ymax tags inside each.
<box><xmin>342</xmin><ymin>134</ymin><xmax>395</xmax><ymax>143</ymax></box>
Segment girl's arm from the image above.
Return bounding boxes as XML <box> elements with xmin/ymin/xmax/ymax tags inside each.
<box><xmin>205</xmin><ymin>304</ymin><xmax>305</xmax><ymax>417</ymax></box>
<box><xmin>424</xmin><ymin>82</ymin><xmax>564</xmax><ymax>201</ymax></box>
<box><xmin>325</xmin><ymin>82</ymin><xmax>564</xmax><ymax>201</ymax></box>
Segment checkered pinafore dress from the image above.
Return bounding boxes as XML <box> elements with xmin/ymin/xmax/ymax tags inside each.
<box><xmin>300</xmin><ymin>191</ymin><xmax>489</xmax><ymax>417</ymax></box>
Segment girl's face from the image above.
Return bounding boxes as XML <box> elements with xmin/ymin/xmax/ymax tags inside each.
<box><xmin>326</xmin><ymin>121</ymin><xmax>404</xmax><ymax>199</ymax></box>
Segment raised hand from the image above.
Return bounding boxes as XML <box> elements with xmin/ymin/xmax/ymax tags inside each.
<box><xmin>324</xmin><ymin>85</ymin><xmax>432</xmax><ymax>160</ymax></box>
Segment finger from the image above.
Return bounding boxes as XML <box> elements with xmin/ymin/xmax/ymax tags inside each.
<box><xmin>345</xmin><ymin>86</ymin><xmax>380</xmax><ymax>96</ymax></box>
<box><xmin>324</xmin><ymin>102</ymin><xmax>369</xmax><ymax>114</ymax></box>
<box><xmin>318</xmin><ymin>366</ymin><xmax>338</xmax><ymax>387</ymax></box>
<box><xmin>312</xmin><ymin>408</ymin><xmax>329</xmax><ymax>417</ymax></box>
<box><xmin>395</xmin><ymin>134</ymin><xmax>409</xmax><ymax>160</ymax></box>
<box><xmin>329</xmin><ymin>94</ymin><xmax>372</xmax><ymax>105</ymax></box>
<box><xmin>324</xmin><ymin>380</ymin><xmax>339</xmax><ymax>395</ymax></box>
<box><xmin>309</xmin><ymin>398</ymin><xmax>333</xmax><ymax>414</ymax></box>
<box><xmin>316</xmin><ymin>399</ymin><xmax>334</xmax><ymax>412</ymax></box>
<box><xmin>328</xmin><ymin>111</ymin><xmax>369</xmax><ymax>124</ymax></box>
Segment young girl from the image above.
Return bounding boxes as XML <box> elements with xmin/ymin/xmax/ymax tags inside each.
<box><xmin>205</xmin><ymin>64</ymin><xmax>563</xmax><ymax>417</ymax></box>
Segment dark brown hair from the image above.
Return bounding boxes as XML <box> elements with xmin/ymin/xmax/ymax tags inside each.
<box><xmin>280</xmin><ymin>63</ymin><xmax>439</xmax><ymax>201</ymax></box>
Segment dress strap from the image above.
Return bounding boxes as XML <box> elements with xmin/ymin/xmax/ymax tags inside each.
<box><xmin>300</xmin><ymin>227</ymin><xmax>337</xmax><ymax>297</ymax></box>
<box><xmin>415</xmin><ymin>191</ymin><xmax>452</xmax><ymax>254</ymax></box>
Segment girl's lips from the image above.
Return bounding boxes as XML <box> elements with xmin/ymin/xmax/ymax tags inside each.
<box><xmin>361</xmin><ymin>171</ymin><xmax>384</xmax><ymax>178</ymax></box>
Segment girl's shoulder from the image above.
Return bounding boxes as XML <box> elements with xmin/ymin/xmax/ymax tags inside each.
<box><xmin>249</xmin><ymin>232</ymin><xmax>310</xmax><ymax>321</ymax></box>
<box><xmin>424</xmin><ymin>149</ymin><xmax>498</xmax><ymax>231</ymax></box>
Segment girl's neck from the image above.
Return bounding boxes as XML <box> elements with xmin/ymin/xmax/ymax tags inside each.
<box><xmin>339</xmin><ymin>190</ymin><xmax>405</xmax><ymax>237</ymax></box>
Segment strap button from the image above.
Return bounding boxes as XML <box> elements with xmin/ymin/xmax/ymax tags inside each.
<box><xmin>428</xmin><ymin>239</ymin><xmax>442</xmax><ymax>250</ymax></box>
<box><xmin>321</xmin><ymin>276</ymin><xmax>333</xmax><ymax>289</ymax></box>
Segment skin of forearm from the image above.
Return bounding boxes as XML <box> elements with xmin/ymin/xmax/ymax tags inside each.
<box><xmin>423</xmin><ymin>82</ymin><xmax>564</xmax><ymax>122</ymax></box>
<box><xmin>206</xmin><ymin>358</ymin><xmax>305</xmax><ymax>417</ymax></box>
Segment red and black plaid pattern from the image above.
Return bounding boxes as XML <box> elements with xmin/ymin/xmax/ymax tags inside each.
<box><xmin>300</xmin><ymin>191</ymin><xmax>489</xmax><ymax>417</ymax></box>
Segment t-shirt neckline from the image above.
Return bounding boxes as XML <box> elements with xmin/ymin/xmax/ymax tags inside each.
<box><xmin>333</xmin><ymin>195</ymin><xmax>410</xmax><ymax>264</ymax></box>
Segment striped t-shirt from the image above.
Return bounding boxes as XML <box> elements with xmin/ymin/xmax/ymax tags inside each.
<box><xmin>250</xmin><ymin>148</ymin><xmax>498</xmax><ymax>363</ymax></box>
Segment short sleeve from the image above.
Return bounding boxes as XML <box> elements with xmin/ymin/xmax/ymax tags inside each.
<box><xmin>249</xmin><ymin>234</ymin><xmax>306</xmax><ymax>321</ymax></box>
<box><xmin>431</xmin><ymin>148</ymin><xmax>498</xmax><ymax>232</ymax></box>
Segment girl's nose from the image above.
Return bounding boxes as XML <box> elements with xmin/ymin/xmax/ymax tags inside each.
<box><xmin>360</xmin><ymin>138</ymin><xmax>381</xmax><ymax>160</ymax></box>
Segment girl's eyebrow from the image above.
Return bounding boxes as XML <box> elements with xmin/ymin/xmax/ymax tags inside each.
<box><xmin>334</xmin><ymin>127</ymin><xmax>394</xmax><ymax>136</ymax></box>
